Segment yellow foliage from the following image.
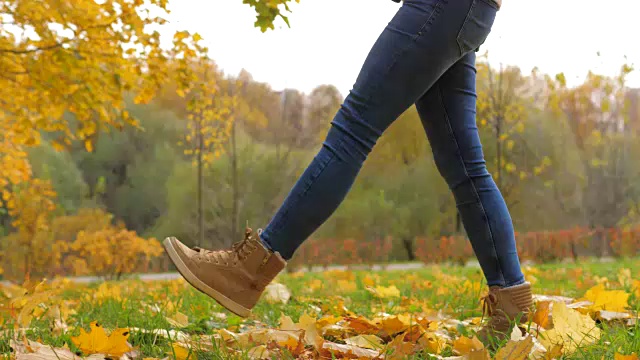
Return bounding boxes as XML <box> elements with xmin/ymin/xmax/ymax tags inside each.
<box><xmin>1</xmin><ymin>205</ymin><xmax>163</xmax><ymax>281</ymax></box>
<box><xmin>71</xmin><ymin>321</ymin><xmax>132</xmax><ymax>357</ymax></box>
<box><xmin>64</xmin><ymin>227</ymin><xmax>162</xmax><ymax>279</ymax></box>
<box><xmin>0</xmin><ymin>179</ymin><xmax>57</xmax><ymax>280</ymax></box>
<box><xmin>0</xmin><ymin>0</ymin><xmax>205</xmax><ymax>217</ymax></box>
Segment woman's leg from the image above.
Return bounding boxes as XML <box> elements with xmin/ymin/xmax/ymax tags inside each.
<box><xmin>163</xmin><ymin>0</ymin><xmax>501</xmax><ymax>318</ymax></box>
<box><xmin>261</xmin><ymin>0</ymin><xmax>498</xmax><ymax>259</ymax></box>
<box><xmin>415</xmin><ymin>51</ymin><xmax>531</xmax><ymax>345</ymax></box>
<box><xmin>415</xmin><ymin>51</ymin><xmax>525</xmax><ymax>287</ymax></box>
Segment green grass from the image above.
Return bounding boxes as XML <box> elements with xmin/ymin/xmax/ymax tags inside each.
<box><xmin>1</xmin><ymin>258</ymin><xmax>639</xmax><ymax>359</ymax></box>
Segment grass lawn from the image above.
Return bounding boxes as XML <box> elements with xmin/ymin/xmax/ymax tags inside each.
<box><xmin>1</xmin><ymin>258</ymin><xmax>639</xmax><ymax>359</ymax></box>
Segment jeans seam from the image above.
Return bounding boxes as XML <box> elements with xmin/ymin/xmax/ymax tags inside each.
<box><xmin>456</xmin><ymin>0</ymin><xmax>477</xmax><ymax>56</ymax></box>
<box><xmin>363</xmin><ymin>0</ymin><xmax>445</xmax><ymax>103</ymax></box>
<box><xmin>436</xmin><ymin>83</ymin><xmax>506</xmax><ymax>286</ymax></box>
<box><xmin>266</xmin><ymin>144</ymin><xmax>339</xmax><ymax>241</ymax></box>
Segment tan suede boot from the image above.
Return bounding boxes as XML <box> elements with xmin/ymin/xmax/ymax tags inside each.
<box><xmin>163</xmin><ymin>228</ymin><xmax>286</xmax><ymax>317</ymax></box>
<box><xmin>477</xmin><ymin>282</ymin><xmax>534</xmax><ymax>346</ymax></box>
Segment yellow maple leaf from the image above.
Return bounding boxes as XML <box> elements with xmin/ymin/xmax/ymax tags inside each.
<box><xmin>580</xmin><ymin>283</ymin><xmax>629</xmax><ymax>313</ymax></box>
<box><xmin>495</xmin><ymin>336</ymin><xmax>534</xmax><ymax>360</ymax></box>
<box><xmin>453</xmin><ymin>336</ymin><xmax>485</xmax><ymax>355</ymax></box>
<box><xmin>279</xmin><ymin>313</ymin><xmax>323</xmax><ymax>349</ymax></box>
<box><xmin>171</xmin><ymin>343</ymin><xmax>194</xmax><ymax>360</ymax></box>
<box><xmin>539</xmin><ymin>301</ymin><xmax>601</xmax><ymax>354</ymax></box>
<box><xmin>70</xmin><ymin>321</ymin><xmax>132</xmax><ymax>356</ymax></box>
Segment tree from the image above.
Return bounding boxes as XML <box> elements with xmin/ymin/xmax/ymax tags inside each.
<box><xmin>545</xmin><ymin>65</ymin><xmax>636</xmax><ymax>256</ymax></box>
<box><xmin>476</xmin><ymin>58</ymin><xmax>552</xmax><ymax>207</ymax></box>
<box><xmin>242</xmin><ymin>0</ymin><xmax>301</xmax><ymax>32</ymax></box>
<box><xmin>305</xmin><ymin>84</ymin><xmax>343</xmax><ymax>146</ymax></box>
<box><xmin>1</xmin><ymin>179</ymin><xmax>57</xmax><ymax>281</ymax></box>
<box><xmin>0</xmin><ymin>0</ymin><xmax>204</xmax><ymax>217</ymax></box>
<box><xmin>178</xmin><ymin>58</ymin><xmax>237</xmax><ymax>247</ymax></box>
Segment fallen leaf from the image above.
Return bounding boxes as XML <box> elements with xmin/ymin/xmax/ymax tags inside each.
<box><xmin>345</xmin><ymin>316</ymin><xmax>381</xmax><ymax>335</ymax></box>
<box><xmin>533</xmin><ymin>294</ymin><xmax>574</xmax><ymax>304</ymax></box>
<box><xmin>367</xmin><ymin>285</ymin><xmax>400</xmax><ymax>298</ymax></box>
<box><xmin>344</xmin><ymin>334</ymin><xmax>384</xmax><ymax>350</ymax></box>
<box><xmin>383</xmin><ymin>334</ymin><xmax>415</xmax><ymax>360</ymax></box>
<box><xmin>542</xmin><ymin>344</ymin><xmax>563</xmax><ymax>360</ymax></box>
<box><xmin>70</xmin><ymin>321</ymin><xmax>133</xmax><ymax>357</ymax></box>
<box><xmin>321</xmin><ymin>341</ymin><xmax>380</xmax><ymax>359</ymax></box>
<box><xmin>615</xmin><ymin>353</ymin><xmax>639</xmax><ymax>360</ymax></box>
<box><xmin>171</xmin><ymin>343</ymin><xmax>194</xmax><ymax>360</ymax></box>
<box><xmin>596</xmin><ymin>310</ymin><xmax>632</xmax><ymax>322</ymax></box>
<box><xmin>533</xmin><ymin>301</ymin><xmax>552</xmax><ymax>329</ymax></box>
<box><xmin>247</xmin><ymin>345</ymin><xmax>270</xmax><ymax>359</ymax></box>
<box><xmin>263</xmin><ymin>283</ymin><xmax>291</xmax><ymax>304</ymax></box>
<box><xmin>166</xmin><ymin>311</ymin><xmax>189</xmax><ymax>328</ymax></box>
<box><xmin>581</xmin><ymin>284</ymin><xmax>629</xmax><ymax>313</ymax></box>
<box><xmin>279</xmin><ymin>313</ymin><xmax>323</xmax><ymax>348</ymax></box>
<box><xmin>539</xmin><ymin>301</ymin><xmax>601</xmax><ymax>354</ymax></box>
<box><xmin>453</xmin><ymin>336</ymin><xmax>484</xmax><ymax>355</ymax></box>
<box><xmin>495</xmin><ymin>335</ymin><xmax>534</xmax><ymax>360</ymax></box>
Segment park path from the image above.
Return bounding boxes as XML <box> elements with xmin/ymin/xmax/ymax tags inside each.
<box><xmin>0</xmin><ymin>262</ymin><xmax>432</xmax><ymax>286</ymax></box>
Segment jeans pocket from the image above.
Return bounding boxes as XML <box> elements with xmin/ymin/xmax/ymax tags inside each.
<box><xmin>456</xmin><ymin>0</ymin><xmax>497</xmax><ymax>55</ymax></box>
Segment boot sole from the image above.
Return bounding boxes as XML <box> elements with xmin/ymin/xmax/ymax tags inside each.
<box><xmin>162</xmin><ymin>237</ymin><xmax>251</xmax><ymax>318</ymax></box>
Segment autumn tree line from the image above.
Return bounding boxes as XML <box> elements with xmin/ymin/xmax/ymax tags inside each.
<box><xmin>1</xmin><ymin>0</ymin><xmax>639</xmax><ymax>281</ymax></box>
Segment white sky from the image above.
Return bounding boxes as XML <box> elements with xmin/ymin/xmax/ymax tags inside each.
<box><xmin>163</xmin><ymin>0</ymin><xmax>639</xmax><ymax>97</ymax></box>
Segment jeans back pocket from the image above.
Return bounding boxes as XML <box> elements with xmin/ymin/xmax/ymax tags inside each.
<box><xmin>456</xmin><ymin>0</ymin><xmax>498</xmax><ymax>55</ymax></box>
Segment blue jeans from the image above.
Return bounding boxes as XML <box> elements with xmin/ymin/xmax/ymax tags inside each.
<box><xmin>260</xmin><ymin>0</ymin><xmax>525</xmax><ymax>287</ymax></box>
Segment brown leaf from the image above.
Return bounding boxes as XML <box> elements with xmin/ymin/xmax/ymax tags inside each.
<box><xmin>494</xmin><ymin>336</ymin><xmax>534</xmax><ymax>360</ymax></box>
<box><xmin>533</xmin><ymin>301</ymin><xmax>552</xmax><ymax>329</ymax></box>
<box><xmin>345</xmin><ymin>316</ymin><xmax>381</xmax><ymax>335</ymax></box>
<box><xmin>383</xmin><ymin>334</ymin><xmax>415</xmax><ymax>360</ymax></box>
<box><xmin>453</xmin><ymin>336</ymin><xmax>484</xmax><ymax>355</ymax></box>
<box><xmin>12</xmin><ymin>339</ymin><xmax>82</xmax><ymax>360</ymax></box>
<box><xmin>542</xmin><ymin>344</ymin><xmax>563</xmax><ymax>360</ymax></box>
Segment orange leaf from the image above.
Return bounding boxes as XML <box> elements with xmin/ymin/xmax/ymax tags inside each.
<box><xmin>533</xmin><ymin>301</ymin><xmax>552</xmax><ymax>329</ymax></box>
<box><xmin>615</xmin><ymin>353</ymin><xmax>639</xmax><ymax>360</ymax></box>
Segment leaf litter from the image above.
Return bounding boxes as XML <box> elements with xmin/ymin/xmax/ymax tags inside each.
<box><xmin>1</xmin><ymin>269</ymin><xmax>638</xmax><ymax>359</ymax></box>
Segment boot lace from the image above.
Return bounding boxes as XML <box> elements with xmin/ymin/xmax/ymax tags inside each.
<box><xmin>481</xmin><ymin>291</ymin><xmax>498</xmax><ymax>321</ymax></box>
<box><xmin>481</xmin><ymin>288</ymin><xmax>509</xmax><ymax>328</ymax></box>
<box><xmin>192</xmin><ymin>228</ymin><xmax>258</xmax><ymax>265</ymax></box>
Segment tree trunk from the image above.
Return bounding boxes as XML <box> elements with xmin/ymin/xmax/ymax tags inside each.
<box><xmin>402</xmin><ymin>236</ymin><xmax>416</xmax><ymax>261</ymax></box>
<box><xmin>231</xmin><ymin>120</ymin><xmax>239</xmax><ymax>242</ymax></box>
<box><xmin>196</xmin><ymin>112</ymin><xmax>204</xmax><ymax>248</ymax></box>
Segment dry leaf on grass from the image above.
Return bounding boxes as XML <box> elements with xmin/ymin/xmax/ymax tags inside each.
<box><xmin>615</xmin><ymin>353</ymin><xmax>639</xmax><ymax>360</ymax></box>
<box><xmin>279</xmin><ymin>313</ymin><xmax>324</xmax><ymax>348</ymax></box>
<box><xmin>539</xmin><ymin>301</ymin><xmax>601</xmax><ymax>354</ymax></box>
<box><xmin>344</xmin><ymin>334</ymin><xmax>384</xmax><ymax>350</ymax></box>
<box><xmin>70</xmin><ymin>321</ymin><xmax>133</xmax><ymax>357</ymax></box>
<box><xmin>580</xmin><ymin>284</ymin><xmax>630</xmax><ymax>313</ymax></box>
<box><xmin>263</xmin><ymin>283</ymin><xmax>291</xmax><ymax>304</ymax></box>
<box><xmin>533</xmin><ymin>301</ymin><xmax>553</xmax><ymax>330</ymax></box>
<box><xmin>495</xmin><ymin>335</ymin><xmax>534</xmax><ymax>360</ymax></box>
<box><xmin>321</xmin><ymin>341</ymin><xmax>380</xmax><ymax>359</ymax></box>
<box><xmin>452</xmin><ymin>336</ymin><xmax>484</xmax><ymax>355</ymax></box>
<box><xmin>366</xmin><ymin>285</ymin><xmax>401</xmax><ymax>298</ymax></box>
